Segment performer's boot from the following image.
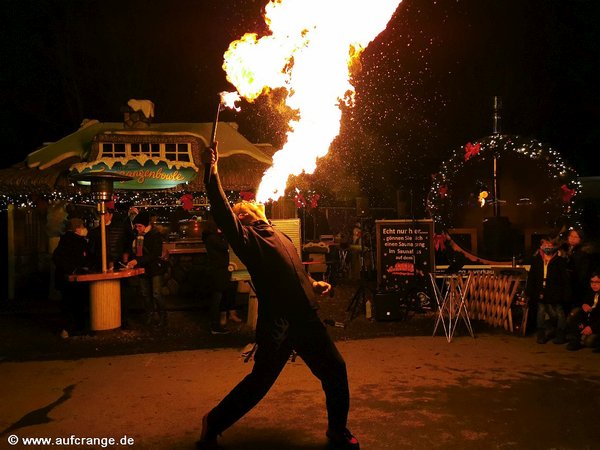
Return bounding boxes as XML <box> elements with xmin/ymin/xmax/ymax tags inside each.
<box><xmin>326</xmin><ymin>427</ymin><xmax>360</xmax><ymax>449</ymax></box>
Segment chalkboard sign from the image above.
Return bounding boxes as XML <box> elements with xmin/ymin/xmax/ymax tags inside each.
<box><xmin>376</xmin><ymin>220</ymin><xmax>435</xmax><ymax>295</ymax></box>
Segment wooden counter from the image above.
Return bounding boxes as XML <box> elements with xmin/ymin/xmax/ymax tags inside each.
<box><xmin>69</xmin><ymin>268</ymin><xmax>145</xmax><ymax>331</ymax></box>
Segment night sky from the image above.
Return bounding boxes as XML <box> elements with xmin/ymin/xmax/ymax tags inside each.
<box><xmin>1</xmin><ymin>0</ymin><xmax>599</xmax><ymax>206</ymax></box>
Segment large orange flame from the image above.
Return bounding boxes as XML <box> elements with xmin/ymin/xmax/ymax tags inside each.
<box><xmin>223</xmin><ymin>0</ymin><xmax>402</xmax><ymax>203</ymax></box>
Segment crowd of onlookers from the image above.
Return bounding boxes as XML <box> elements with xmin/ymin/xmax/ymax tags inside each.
<box><xmin>525</xmin><ymin>227</ymin><xmax>600</xmax><ymax>352</ymax></box>
<box><xmin>51</xmin><ymin>200</ymin><xmax>600</xmax><ymax>352</ymax></box>
<box><xmin>51</xmin><ymin>206</ymin><xmax>243</xmax><ymax>339</ymax></box>
<box><xmin>52</xmin><ymin>206</ymin><xmax>172</xmax><ymax>338</ymax></box>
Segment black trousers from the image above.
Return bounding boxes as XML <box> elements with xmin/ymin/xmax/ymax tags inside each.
<box><xmin>206</xmin><ymin>318</ymin><xmax>350</xmax><ymax>435</ymax></box>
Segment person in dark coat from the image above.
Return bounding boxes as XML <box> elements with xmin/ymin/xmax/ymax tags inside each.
<box><xmin>202</xmin><ymin>215</ymin><xmax>240</xmax><ymax>335</ymax></box>
<box><xmin>525</xmin><ymin>236</ymin><xmax>571</xmax><ymax>344</ymax></box>
<box><xmin>561</xmin><ymin>227</ymin><xmax>592</xmax><ymax>311</ymax></box>
<box><xmin>88</xmin><ymin>208</ymin><xmax>131</xmax><ymax>272</ymax></box>
<box><xmin>125</xmin><ymin>210</ymin><xmax>167</xmax><ymax>327</ymax></box>
<box><xmin>52</xmin><ymin>217</ymin><xmax>91</xmax><ymax>337</ymax></box>
<box><xmin>566</xmin><ymin>271</ymin><xmax>600</xmax><ymax>351</ymax></box>
<box><xmin>196</xmin><ymin>145</ymin><xmax>359</xmax><ymax>450</ymax></box>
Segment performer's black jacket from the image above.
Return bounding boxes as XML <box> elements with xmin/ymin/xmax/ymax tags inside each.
<box><xmin>206</xmin><ymin>170</ymin><xmax>319</xmax><ymax>330</ymax></box>
<box><xmin>525</xmin><ymin>253</ymin><xmax>571</xmax><ymax>306</ymax></box>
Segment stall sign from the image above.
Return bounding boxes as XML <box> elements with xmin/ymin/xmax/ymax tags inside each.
<box><xmin>74</xmin><ymin>160</ymin><xmax>198</xmax><ymax>189</ymax></box>
<box><xmin>376</xmin><ymin>219</ymin><xmax>435</xmax><ymax>295</ymax></box>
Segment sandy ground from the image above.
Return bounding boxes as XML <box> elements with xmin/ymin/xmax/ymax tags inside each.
<box><xmin>1</xmin><ymin>334</ymin><xmax>600</xmax><ymax>450</ymax></box>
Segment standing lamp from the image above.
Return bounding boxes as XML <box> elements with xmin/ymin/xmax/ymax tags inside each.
<box><xmin>70</xmin><ymin>172</ymin><xmax>132</xmax><ymax>273</ymax></box>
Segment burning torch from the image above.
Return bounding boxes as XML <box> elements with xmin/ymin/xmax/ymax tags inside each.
<box><xmin>204</xmin><ymin>91</ymin><xmax>241</xmax><ymax>186</ymax></box>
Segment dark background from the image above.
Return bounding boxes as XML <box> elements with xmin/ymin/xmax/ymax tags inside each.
<box><xmin>1</xmin><ymin>0</ymin><xmax>598</xmax><ymax>206</ymax></box>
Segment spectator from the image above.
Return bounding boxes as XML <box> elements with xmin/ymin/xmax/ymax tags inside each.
<box><xmin>565</xmin><ymin>272</ymin><xmax>600</xmax><ymax>352</ymax></box>
<box><xmin>88</xmin><ymin>208</ymin><xmax>131</xmax><ymax>271</ymax></box>
<box><xmin>52</xmin><ymin>218</ymin><xmax>91</xmax><ymax>338</ymax></box>
<box><xmin>561</xmin><ymin>227</ymin><xmax>592</xmax><ymax>311</ymax></box>
<box><xmin>202</xmin><ymin>215</ymin><xmax>241</xmax><ymax>335</ymax></box>
<box><xmin>126</xmin><ymin>211</ymin><xmax>167</xmax><ymax>328</ymax></box>
<box><xmin>525</xmin><ymin>236</ymin><xmax>571</xmax><ymax>344</ymax></box>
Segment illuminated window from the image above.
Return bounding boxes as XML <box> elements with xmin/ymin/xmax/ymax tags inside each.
<box><xmin>100</xmin><ymin>142</ymin><xmax>127</xmax><ymax>157</ymax></box>
<box><xmin>165</xmin><ymin>143</ymin><xmax>191</xmax><ymax>162</ymax></box>
<box><xmin>100</xmin><ymin>141</ymin><xmax>190</xmax><ymax>161</ymax></box>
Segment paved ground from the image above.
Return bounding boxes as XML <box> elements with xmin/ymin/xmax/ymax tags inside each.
<box><xmin>1</xmin><ymin>282</ymin><xmax>599</xmax><ymax>449</ymax></box>
<box><xmin>1</xmin><ymin>334</ymin><xmax>600</xmax><ymax>450</ymax></box>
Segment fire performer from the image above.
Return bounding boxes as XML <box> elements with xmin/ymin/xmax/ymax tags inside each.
<box><xmin>197</xmin><ymin>144</ymin><xmax>359</xmax><ymax>450</ymax></box>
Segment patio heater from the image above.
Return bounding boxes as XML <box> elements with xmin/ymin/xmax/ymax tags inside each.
<box><xmin>70</xmin><ymin>172</ymin><xmax>132</xmax><ymax>273</ymax></box>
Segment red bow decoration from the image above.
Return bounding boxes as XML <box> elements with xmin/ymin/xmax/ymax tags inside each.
<box><xmin>433</xmin><ymin>233</ymin><xmax>448</xmax><ymax>251</ymax></box>
<box><xmin>293</xmin><ymin>193</ymin><xmax>307</xmax><ymax>208</ymax></box>
<box><xmin>180</xmin><ymin>194</ymin><xmax>194</xmax><ymax>211</ymax></box>
<box><xmin>309</xmin><ymin>194</ymin><xmax>320</xmax><ymax>209</ymax></box>
<box><xmin>240</xmin><ymin>191</ymin><xmax>255</xmax><ymax>201</ymax></box>
<box><xmin>439</xmin><ymin>185</ymin><xmax>448</xmax><ymax>198</ymax></box>
<box><xmin>464</xmin><ymin>142</ymin><xmax>481</xmax><ymax>161</ymax></box>
<box><xmin>561</xmin><ymin>184</ymin><xmax>576</xmax><ymax>203</ymax></box>
<box><xmin>105</xmin><ymin>194</ymin><xmax>118</xmax><ymax>211</ymax></box>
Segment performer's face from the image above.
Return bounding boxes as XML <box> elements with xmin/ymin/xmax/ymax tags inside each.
<box><xmin>233</xmin><ymin>202</ymin><xmax>267</xmax><ymax>224</ymax></box>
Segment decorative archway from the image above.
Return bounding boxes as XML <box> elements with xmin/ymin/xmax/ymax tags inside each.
<box><xmin>427</xmin><ymin>134</ymin><xmax>581</xmax><ymax>261</ymax></box>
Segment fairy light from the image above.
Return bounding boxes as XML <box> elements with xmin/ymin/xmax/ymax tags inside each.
<box><xmin>427</xmin><ymin>134</ymin><xmax>581</xmax><ymax>232</ymax></box>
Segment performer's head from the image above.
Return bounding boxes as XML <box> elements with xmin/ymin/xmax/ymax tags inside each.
<box><xmin>232</xmin><ymin>201</ymin><xmax>267</xmax><ymax>225</ymax></box>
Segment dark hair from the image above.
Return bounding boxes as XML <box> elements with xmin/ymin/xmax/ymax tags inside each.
<box><xmin>133</xmin><ymin>210</ymin><xmax>150</xmax><ymax>226</ymax></box>
<box><xmin>568</xmin><ymin>227</ymin><xmax>585</xmax><ymax>241</ymax></box>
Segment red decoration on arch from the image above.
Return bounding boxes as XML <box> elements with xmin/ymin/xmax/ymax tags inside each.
<box><xmin>560</xmin><ymin>184</ymin><xmax>576</xmax><ymax>203</ymax></box>
<box><xmin>464</xmin><ymin>142</ymin><xmax>481</xmax><ymax>161</ymax></box>
<box><xmin>433</xmin><ymin>233</ymin><xmax>448</xmax><ymax>251</ymax></box>
<box><xmin>439</xmin><ymin>185</ymin><xmax>448</xmax><ymax>198</ymax></box>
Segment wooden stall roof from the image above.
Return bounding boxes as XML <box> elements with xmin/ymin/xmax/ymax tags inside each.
<box><xmin>0</xmin><ymin>156</ymin><xmax>82</xmax><ymax>194</ymax></box>
<box><xmin>0</xmin><ymin>121</ymin><xmax>272</xmax><ymax>193</ymax></box>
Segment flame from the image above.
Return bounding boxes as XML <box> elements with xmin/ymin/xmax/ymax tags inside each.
<box><xmin>219</xmin><ymin>91</ymin><xmax>242</xmax><ymax>111</ymax></box>
<box><xmin>223</xmin><ymin>0</ymin><xmax>402</xmax><ymax>202</ymax></box>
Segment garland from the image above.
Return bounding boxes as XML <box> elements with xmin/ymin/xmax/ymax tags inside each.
<box><xmin>427</xmin><ymin>134</ymin><xmax>581</xmax><ymax>234</ymax></box>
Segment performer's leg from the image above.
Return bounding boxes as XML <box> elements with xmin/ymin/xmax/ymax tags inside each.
<box><xmin>205</xmin><ymin>337</ymin><xmax>292</xmax><ymax>437</ymax></box>
<box><xmin>293</xmin><ymin>321</ymin><xmax>349</xmax><ymax>431</ymax></box>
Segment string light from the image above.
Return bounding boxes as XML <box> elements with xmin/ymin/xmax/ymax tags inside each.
<box><xmin>427</xmin><ymin>134</ymin><xmax>581</xmax><ymax>232</ymax></box>
<box><xmin>0</xmin><ymin>189</ymin><xmax>243</xmax><ymax>213</ymax></box>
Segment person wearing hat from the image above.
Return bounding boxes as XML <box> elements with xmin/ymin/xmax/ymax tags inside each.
<box><xmin>126</xmin><ymin>210</ymin><xmax>168</xmax><ymax>327</ymax></box>
<box><xmin>52</xmin><ymin>217</ymin><xmax>91</xmax><ymax>338</ymax></box>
